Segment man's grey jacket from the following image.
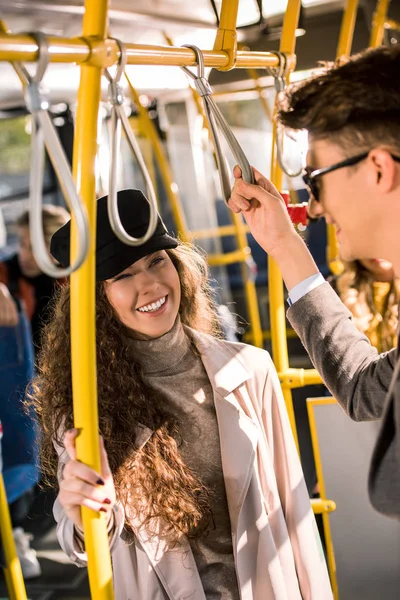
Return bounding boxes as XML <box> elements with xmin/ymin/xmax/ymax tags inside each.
<box><xmin>287</xmin><ymin>282</ymin><xmax>399</xmax><ymax>518</ymax></box>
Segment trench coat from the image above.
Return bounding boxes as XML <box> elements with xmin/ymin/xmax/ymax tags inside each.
<box><xmin>54</xmin><ymin>329</ymin><xmax>332</xmax><ymax>599</ymax></box>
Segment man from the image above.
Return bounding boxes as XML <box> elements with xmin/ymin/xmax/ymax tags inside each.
<box><xmin>229</xmin><ymin>45</ymin><xmax>400</xmax><ymax>517</ymax></box>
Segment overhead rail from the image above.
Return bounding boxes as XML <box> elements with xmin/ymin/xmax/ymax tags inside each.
<box><xmin>0</xmin><ymin>24</ymin><xmax>90</xmax><ymax>278</ymax></box>
<box><xmin>105</xmin><ymin>39</ymin><xmax>158</xmax><ymax>245</ymax></box>
<box><xmin>0</xmin><ymin>33</ymin><xmax>296</xmax><ymax>70</ymax></box>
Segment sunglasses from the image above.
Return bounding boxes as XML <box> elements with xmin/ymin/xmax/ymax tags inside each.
<box><xmin>303</xmin><ymin>151</ymin><xmax>400</xmax><ymax>202</ymax></box>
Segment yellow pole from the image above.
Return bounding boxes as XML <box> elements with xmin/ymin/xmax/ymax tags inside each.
<box><xmin>0</xmin><ymin>474</ymin><xmax>27</xmax><ymax>600</ymax></box>
<box><xmin>307</xmin><ymin>399</ymin><xmax>339</xmax><ymax>599</ymax></box>
<box><xmin>336</xmin><ymin>0</ymin><xmax>359</xmax><ymax>57</ymax></box>
<box><xmin>70</xmin><ymin>0</ymin><xmax>115</xmax><ymax>598</ymax></box>
<box><xmin>370</xmin><ymin>0</ymin><xmax>392</xmax><ymax>47</ymax></box>
<box><xmin>327</xmin><ymin>0</ymin><xmax>360</xmax><ymax>276</ymax></box>
<box><xmin>268</xmin><ymin>0</ymin><xmax>301</xmax><ymax>452</ymax></box>
<box><xmin>213</xmin><ymin>0</ymin><xmax>239</xmax><ymax>70</ymax></box>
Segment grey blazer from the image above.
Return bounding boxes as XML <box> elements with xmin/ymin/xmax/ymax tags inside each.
<box><xmin>287</xmin><ymin>282</ymin><xmax>400</xmax><ymax>518</ymax></box>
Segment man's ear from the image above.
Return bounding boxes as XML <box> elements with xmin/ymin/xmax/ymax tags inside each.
<box><xmin>367</xmin><ymin>149</ymin><xmax>398</xmax><ymax>194</ymax></box>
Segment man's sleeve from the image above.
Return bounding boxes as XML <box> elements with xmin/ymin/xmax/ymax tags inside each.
<box><xmin>287</xmin><ymin>282</ymin><xmax>396</xmax><ymax>421</ymax></box>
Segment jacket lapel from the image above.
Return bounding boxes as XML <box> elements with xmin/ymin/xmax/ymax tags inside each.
<box><xmin>189</xmin><ymin>329</ymin><xmax>259</xmax><ymax>533</ymax></box>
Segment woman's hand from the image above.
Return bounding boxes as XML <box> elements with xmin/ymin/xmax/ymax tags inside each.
<box><xmin>58</xmin><ymin>429</ymin><xmax>116</xmax><ymax>532</ymax></box>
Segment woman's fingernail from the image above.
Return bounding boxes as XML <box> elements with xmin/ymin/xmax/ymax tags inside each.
<box><xmin>96</xmin><ymin>478</ymin><xmax>105</xmax><ymax>486</ymax></box>
<box><xmin>99</xmin><ymin>507</ymin><xmax>107</xmax><ymax>513</ymax></box>
<box><xmin>103</xmin><ymin>498</ymin><xmax>111</xmax><ymax>505</ymax></box>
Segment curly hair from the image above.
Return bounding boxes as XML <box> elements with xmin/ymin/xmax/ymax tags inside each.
<box><xmin>29</xmin><ymin>242</ymin><xmax>220</xmax><ymax>544</ymax></box>
<box><xmin>278</xmin><ymin>45</ymin><xmax>400</xmax><ymax>154</ymax></box>
<box><xmin>334</xmin><ymin>260</ymin><xmax>400</xmax><ymax>353</ymax></box>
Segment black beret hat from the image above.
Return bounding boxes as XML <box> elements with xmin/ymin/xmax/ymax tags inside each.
<box><xmin>50</xmin><ymin>189</ymin><xmax>178</xmax><ymax>281</ymax></box>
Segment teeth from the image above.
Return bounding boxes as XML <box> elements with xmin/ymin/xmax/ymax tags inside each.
<box><xmin>138</xmin><ymin>296</ymin><xmax>166</xmax><ymax>313</ymax></box>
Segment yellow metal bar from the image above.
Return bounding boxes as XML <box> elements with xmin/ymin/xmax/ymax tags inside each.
<box><xmin>231</xmin><ymin>212</ymin><xmax>263</xmax><ymax>348</ymax></box>
<box><xmin>0</xmin><ymin>474</ymin><xmax>28</xmax><ymax>600</ymax></box>
<box><xmin>370</xmin><ymin>0</ymin><xmax>392</xmax><ymax>47</ymax></box>
<box><xmin>213</xmin><ymin>0</ymin><xmax>239</xmax><ymax>70</ymax></box>
<box><xmin>327</xmin><ymin>0</ymin><xmax>361</xmax><ymax>277</ymax></box>
<box><xmin>124</xmin><ymin>73</ymin><xmax>189</xmax><ymax>240</ymax></box>
<box><xmin>244</xmin><ymin>328</ymin><xmax>298</xmax><ymax>342</ymax></box>
<box><xmin>0</xmin><ymin>33</ymin><xmax>295</xmax><ymax>70</ymax></box>
<box><xmin>70</xmin><ymin>1</ymin><xmax>115</xmax><ymax>599</ymax></box>
<box><xmin>336</xmin><ymin>0</ymin><xmax>360</xmax><ymax>57</ymax></box>
<box><xmin>307</xmin><ymin>398</ymin><xmax>339</xmax><ymax>599</ymax></box>
<box><xmin>385</xmin><ymin>18</ymin><xmax>400</xmax><ymax>31</ymax></box>
<box><xmin>278</xmin><ymin>368</ymin><xmax>323</xmax><ymax>387</ymax></box>
<box><xmin>268</xmin><ymin>0</ymin><xmax>301</xmax><ymax>453</ymax></box>
<box><xmin>311</xmin><ymin>498</ymin><xmax>337</xmax><ymax>514</ymax></box>
<box><xmin>207</xmin><ymin>249</ymin><xmax>249</xmax><ymax>267</ymax></box>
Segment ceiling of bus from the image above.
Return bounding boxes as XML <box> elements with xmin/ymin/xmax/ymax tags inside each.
<box><xmin>0</xmin><ymin>0</ymin><xmax>398</xmax><ymax>107</ymax></box>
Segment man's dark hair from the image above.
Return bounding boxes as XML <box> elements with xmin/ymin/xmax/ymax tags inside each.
<box><xmin>278</xmin><ymin>45</ymin><xmax>400</xmax><ymax>154</ymax></box>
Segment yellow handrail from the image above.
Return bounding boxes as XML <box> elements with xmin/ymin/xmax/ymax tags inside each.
<box><xmin>0</xmin><ymin>474</ymin><xmax>28</xmax><ymax>600</ymax></box>
<box><xmin>307</xmin><ymin>398</ymin><xmax>339</xmax><ymax>599</ymax></box>
<box><xmin>213</xmin><ymin>0</ymin><xmax>239</xmax><ymax>70</ymax></box>
<box><xmin>268</xmin><ymin>0</ymin><xmax>301</xmax><ymax>452</ymax></box>
<box><xmin>70</xmin><ymin>0</ymin><xmax>115</xmax><ymax>598</ymax></box>
<box><xmin>370</xmin><ymin>0</ymin><xmax>392</xmax><ymax>47</ymax></box>
<box><xmin>0</xmin><ymin>33</ymin><xmax>295</xmax><ymax>70</ymax></box>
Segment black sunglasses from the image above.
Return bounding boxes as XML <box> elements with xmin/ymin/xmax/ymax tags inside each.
<box><xmin>303</xmin><ymin>151</ymin><xmax>400</xmax><ymax>202</ymax></box>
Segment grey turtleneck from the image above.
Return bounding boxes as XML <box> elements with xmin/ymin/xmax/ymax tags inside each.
<box><xmin>129</xmin><ymin>319</ymin><xmax>240</xmax><ymax>600</ymax></box>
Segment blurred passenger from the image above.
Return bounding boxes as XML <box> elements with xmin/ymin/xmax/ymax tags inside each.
<box><xmin>30</xmin><ymin>190</ymin><xmax>332</xmax><ymax>599</ymax></box>
<box><xmin>0</xmin><ymin>204</ymin><xmax>68</xmax><ymax>579</ymax></box>
<box><xmin>0</xmin><ymin>204</ymin><xmax>69</xmax><ymax>356</ymax></box>
<box><xmin>333</xmin><ymin>259</ymin><xmax>399</xmax><ymax>353</ymax></box>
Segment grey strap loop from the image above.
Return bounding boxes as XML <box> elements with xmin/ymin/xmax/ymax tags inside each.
<box><xmin>266</xmin><ymin>51</ymin><xmax>303</xmax><ymax>179</ymax></box>
<box><xmin>14</xmin><ymin>32</ymin><xmax>89</xmax><ymax>278</ymax></box>
<box><xmin>181</xmin><ymin>44</ymin><xmax>254</xmax><ymax>203</ymax></box>
<box><xmin>105</xmin><ymin>39</ymin><xmax>158</xmax><ymax>246</ymax></box>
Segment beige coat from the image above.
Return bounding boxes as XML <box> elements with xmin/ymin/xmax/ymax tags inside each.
<box><xmin>54</xmin><ymin>330</ymin><xmax>332</xmax><ymax>600</ymax></box>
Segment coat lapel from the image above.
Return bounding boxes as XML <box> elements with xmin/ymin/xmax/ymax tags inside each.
<box><xmin>189</xmin><ymin>329</ymin><xmax>260</xmax><ymax>533</ymax></box>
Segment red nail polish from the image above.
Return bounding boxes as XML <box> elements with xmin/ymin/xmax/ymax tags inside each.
<box><xmin>96</xmin><ymin>478</ymin><xmax>105</xmax><ymax>486</ymax></box>
<box><xmin>100</xmin><ymin>507</ymin><xmax>107</xmax><ymax>513</ymax></box>
<box><xmin>103</xmin><ymin>498</ymin><xmax>111</xmax><ymax>505</ymax></box>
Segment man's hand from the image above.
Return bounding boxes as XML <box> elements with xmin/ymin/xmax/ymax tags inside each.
<box><xmin>228</xmin><ymin>166</ymin><xmax>320</xmax><ymax>291</ymax></box>
<box><xmin>0</xmin><ymin>283</ymin><xmax>19</xmax><ymax>326</ymax></box>
<box><xmin>228</xmin><ymin>166</ymin><xmax>297</xmax><ymax>258</ymax></box>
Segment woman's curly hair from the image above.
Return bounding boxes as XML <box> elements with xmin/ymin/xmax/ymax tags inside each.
<box><xmin>29</xmin><ymin>242</ymin><xmax>220</xmax><ymax>544</ymax></box>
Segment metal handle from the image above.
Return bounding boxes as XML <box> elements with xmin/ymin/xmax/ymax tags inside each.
<box><xmin>14</xmin><ymin>32</ymin><xmax>89</xmax><ymax>278</ymax></box>
<box><xmin>105</xmin><ymin>39</ymin><xmax>158</xmax><ymax>246</ymax></box>
<box><xmin>181</xmin><ymin>44</ymin><xmax>254</xmax><ymax>203</ymax></box>
<box><xmin>267</xmin><ymin>51</ymin><xmax>303</xmax><ymax>179</ymax></box>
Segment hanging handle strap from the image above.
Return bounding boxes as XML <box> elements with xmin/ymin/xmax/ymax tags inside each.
<box><xmin>105</xmin><ymin>39</ymin><xmax>158</xmax><ymax>246</ymax></box>
<box><xmin>13</xmin><ymin>32</ymin><xmax>89</xmax><ymax>278</ymax></box>
<box><xmin>266</xmin><ymin>51</ymin><xmax>303</xmax><ymax>179</ymax></box>
<box><xmin>181</xmin><ymin>45</ymin><xmax>254</xmax><ymax>203</ymax></box>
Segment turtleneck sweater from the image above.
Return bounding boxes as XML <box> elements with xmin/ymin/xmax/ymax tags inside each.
<box><xmin>128</xmin><ymin>318</ymin><xmax>240</xmax><ymax>600</ymax></box>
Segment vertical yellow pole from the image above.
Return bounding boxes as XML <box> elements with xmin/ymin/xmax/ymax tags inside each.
<box><xmin>370</xmin><ymin>0</ymin><xmax>392</xmax><ymax>47</ymax></box>
<box><xmin>70</xmin><ymin>0</ymin><xmax>115</xmax><ymax>598</ymax></box>
<box><xmin>327</xmin><ymin>0</ymin><xmax>360</xmax><ymax>276</ymax></box>
<box><xmin>0</xmin><ymin>474</ymin><xmax>27</xmax><ymax>600</ymax></box>
<box><xmin>213</xmin><ymin>0</ymin><xmax>239</xmax><ymax>70</ymax></box>
<box><xmin>268</xmin><ymin>0</ymin><xmax>301</xmax><ymax>452</ymax></box>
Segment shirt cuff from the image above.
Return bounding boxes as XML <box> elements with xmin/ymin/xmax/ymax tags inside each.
<box><xmin>287</xmin><ymin>273</ymin><xmax>325</xmax><ymax>306</ymax></box>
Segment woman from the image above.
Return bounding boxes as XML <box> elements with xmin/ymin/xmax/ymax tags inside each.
<box><xmin>31</xmin><ymin>190</ymin><xmax>331</xmax><ymax>599</ymax></box>
<box><xmin>333</xmin><ymin>259</ymin><xmax>400</xmax><ymax>353</ymax></box>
